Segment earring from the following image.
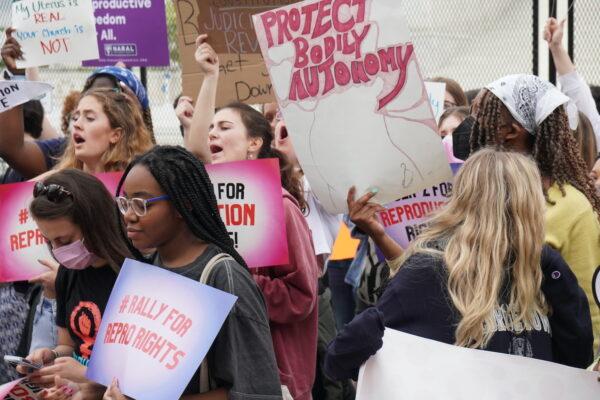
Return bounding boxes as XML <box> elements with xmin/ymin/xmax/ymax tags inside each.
<box><xmin>247</xmin><ymin>153</ymin><xmax>253</xmax><ymax>160</ymax></box>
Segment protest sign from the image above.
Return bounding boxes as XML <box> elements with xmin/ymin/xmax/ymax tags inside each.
<box><xmin>379</xmin><ymin>180</ymin><xmax>452</xmax><ymax>249</ymax></box>
<box><xmin>173</xmin><ymin>0</ymin><xmax>294</xmax><ymax>105</ymax></box>
<box><xmin>0</xmin><ymin>172</ymin><xmax>121</xmax><ymax>283</ymax></box>
<box><xmin>12</xmin><ymin>0</ymin><xmax>99</xmax><ymax>68</ymax></box>
<box><xmin>206</xmin><ymin>159</ymin><xmax>288</xmax><ymax>268</ymax></box>
<box><xmin>330</xmin><ymin>222</ymin><xmax>359</xmax><ymax>261</ymax></box>
<box><xmin>357</xmin><ymin>328</ymin><xmax>600</xmax><ymax>399</ymax></box>
<box><xmin>254</xmin><ymin>0</ymin><xmax>453</xmax><ymax>213</ymax></box>
<box><xmin>0</xmin><ymin>81</ymin><xmax>53</xmax><ymax>113</ymax></box>
<box><xmin>0</xmin><ymin>162</ymin><xmax>286</xmax><ymax>281</ymax></box>
<box><xmin>1</xmin><ymin>379</ymin><xmax>43</xmax><ymax>399</ymax></box>
<box><xmin>86</xmin><ymin>258</ymin><xmax>237</xmax><ymax>400</ymax></box>
<box><xmin>83</xmin><ymin>0</ymin><xmax>169</xmax><ymax>67</ymax></box>
<box><xmin>424</xmin><ymin>81</ymin><xmax>446</xmax><ymax>123</ymax></box>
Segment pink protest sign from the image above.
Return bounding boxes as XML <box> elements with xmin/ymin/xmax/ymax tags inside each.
<box><xmin>253</xmin><ymin>0</ymin><xmax>452</xmax><ymax>213</ymax></box>
<box><xmin>86</xmin><ymin>259</ymin><xmax>237</xmax><ymax>399</ymax></box>
<box><xmin>206</xmin><ymin>159</ymin><xmax>289</xmax><ymax>268</ymax></box>
<box><xmin>0</xmin><ymin>172</ymin><xmax>122</xmax><ymax>283</ymax></box>
<box><xmin>379</xmin><ymin>181</ymin><xmax>453</xmax><ymax>249</ymax></box>
<box><xmin>1</xmin><ymin>379</ymin><xmax>43</xmax><ymax>399</ymax></box>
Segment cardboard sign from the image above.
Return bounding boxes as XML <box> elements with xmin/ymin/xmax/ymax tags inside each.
<box><xmin>173</xmin><ymin>0</ymin><xmax>294</xmax><ymax>106</ymax></box>
<box><xmin>357</xmin><ymin>328</ymin><xmax>600</xmax><ymax>399</ymax></box>
<box><xmin>379</xmin><ymin>180</ymin><xmax>452</xmax><ymax>249</ymax></box>
<box><xmin>86</xmin><ymin>259</ymin><xmax>237</xmax><ymax>400</ymax></box>
<box><xmin>0</xmin><ymin>81</ymin><xmax>53</xmax><ymax>113</ymax></box>
<box><xmin>254</xmin><ymin>0</ymin><xmax>453</xmax><ymax>213</ymax></box>
<box><xmin>207</xmin><ymin>159</ymin><xmax>289</xmax><ymax>268</ymax></box>
<box><xmin>12</xmin><ymin>0</ymin><xmax>99</xmax><ymax>68</ymax></box>
<box><xmin>0</xmin><ymin>172</ymin><xmax>122</xmax><ymax>283</ymax></box>
<box><xmin>1</xmin><ymin>379</ymin><xmax>43</xmax><ymax>399</ymax></box>
<box><xmin>83</xmin><ymin>0</ymin><xmax>170</xmax><ymax>67</ymax></box>
<box><xmin>424</xmin><ymin>81</ymin><xmax>446</xmax><ymax>123</ymax></box>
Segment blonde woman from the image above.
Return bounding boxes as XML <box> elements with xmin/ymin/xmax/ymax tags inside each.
<box><xmin>324</xmin><ymin>149</ymin><xmax>593</xmax><ymax>381</ymax></box>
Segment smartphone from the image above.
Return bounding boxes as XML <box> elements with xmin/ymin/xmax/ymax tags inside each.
<box><xmin>3</xmin><ymin>355</ymin><xmax>42</xmax><ymax>371</ymax></box>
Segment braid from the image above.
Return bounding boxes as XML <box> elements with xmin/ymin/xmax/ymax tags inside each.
<box><xmin>471</xmin><ymin>89</ymin><xmax>600</xmax><ymax>222</ymax></box>
<box><xmin>533</xmin><ymin>109</ymin><xmax>600</xmax><ymax>219</ymax></box>
<box><xmin>116</xmin><ymin>146</ymin><xmax>249</xmax><ymax>269</ymax></box>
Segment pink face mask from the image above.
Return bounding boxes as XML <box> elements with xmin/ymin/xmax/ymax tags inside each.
<box><xmin>52</xmin><ymin>239</ymin><xmax>98</xmax><ymax>270</ymax></box>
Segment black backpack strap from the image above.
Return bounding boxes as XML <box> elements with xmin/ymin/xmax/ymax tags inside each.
<box><xmin>16</xmin><ymin>285</ymin><xmax>43</xmax><ymax>357</ymax></box>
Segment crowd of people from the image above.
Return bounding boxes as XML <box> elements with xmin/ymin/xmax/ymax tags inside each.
<box><xmin>0</xmin><ymin>16</ymin><xmax>599</xmax><ymax>400</ymax></box>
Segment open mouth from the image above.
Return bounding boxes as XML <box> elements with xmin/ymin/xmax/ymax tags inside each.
<box><xmin>210</xmin><ymin>144</ymin><xmax>223</xmax><ymax>155</ymax></box>
<box><xmin>73</xmin><ymin>133</ymin><xmax>86</xmax><ymax>145</ymax></box>
<box><xmin>280</xmin><ymin>125</ymin><xmax>288</xmax><ymax>140</ymax></box>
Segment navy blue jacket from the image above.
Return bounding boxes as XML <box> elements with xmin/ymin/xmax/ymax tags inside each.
<box><xmin>324</xmin><ymin>245</ymin><xmax>593</xmax><ymax>380</ymax></box>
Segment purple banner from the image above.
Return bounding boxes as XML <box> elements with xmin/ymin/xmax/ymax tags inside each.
<box><xmin>83</xmin><ymin>0</ymin><xmax>169</xmax><ymax>67</ymax></box>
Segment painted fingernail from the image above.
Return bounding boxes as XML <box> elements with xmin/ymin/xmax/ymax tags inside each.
<box><xmin>370</xmin><ymin>187</ymin><xmax>379</xmax><ymax>194</ymax></box>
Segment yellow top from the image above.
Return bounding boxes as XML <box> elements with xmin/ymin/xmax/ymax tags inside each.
<box><xmin>546</xmin><ymin>183</ymin><xmax>600</xmax><ymax>350</ymax></box>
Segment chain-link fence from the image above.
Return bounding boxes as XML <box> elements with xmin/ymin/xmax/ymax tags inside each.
<box><xmin>0</xmin><ymin>0</ymin><xmax>598</xmax><ymax>155</ymax></box>
<box><xmin>573</xmin><ymin>1</ymin><xmax>600</xmax><ymax>86</ymax></box>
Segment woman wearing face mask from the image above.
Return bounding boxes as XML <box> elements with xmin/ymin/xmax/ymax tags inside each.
<box><xmin>17</xmin><ymin>169</ymin><xmax>130</xmax><ymax>395</ymax></box>
<box><xmin>187</xmin><ymin>35</ymin><xmax>319</xmax><ymax>400</ymax></box>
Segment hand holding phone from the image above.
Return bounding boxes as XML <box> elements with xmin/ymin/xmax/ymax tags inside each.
<box><xmin>4</xmin><ymin>355</ymin><xmax>42</xmax><ymax>372</ymax></box>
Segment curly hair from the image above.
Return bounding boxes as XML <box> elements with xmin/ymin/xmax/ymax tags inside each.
<box><xmin>55</xmin><ymin>88</ymin><xmax>153</xmax><ymax>172</ymax></box>
<box><xmin>471</xmin><ymin>89</ymin><xmax>600</xmax><ymax>218</ymax></box>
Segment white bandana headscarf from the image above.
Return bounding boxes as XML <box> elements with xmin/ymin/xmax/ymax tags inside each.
<box><xmin>486</xmin><ymin>74</ymin><xmax>575</xmax><ymax>134</ymax></box>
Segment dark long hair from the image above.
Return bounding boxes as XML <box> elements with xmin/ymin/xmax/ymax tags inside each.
<box><xmin>221</xmin><ymin>102</ymin><xmax>307</xmax><ymax>211</ymax></box>
<box><xmin>471</xmin><ymin>88</ymin><xmax>600</xmax><ymax>219</ymax></box>
<box><xmin>30</xmin><ymin>169</ymin><xmax>131</xmax><ymax>272</ymax></box>
<box><xmin>115</xmin><ymin>146</ymin><xmax>248</xmax><ymax>269</ymax></box>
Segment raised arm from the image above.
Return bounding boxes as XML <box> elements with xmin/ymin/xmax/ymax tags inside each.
<box><xmin>186</xmin><ymin>34</ymin><xmax>219</xmax><ymax>163</ymax></box>
<box><xmin>545</xmin><ymin>18</ymin><xmax>600</xmax><ymax>149</ymax></box>
<box><xmin>0</xmin><ymin>28</ymin><xmax>50</xmax><ymax>178</ymax></box>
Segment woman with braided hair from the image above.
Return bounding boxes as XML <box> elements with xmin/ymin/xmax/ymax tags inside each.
<box><xmin>113</xmin><ymin>145</ymin><xmax>282</xmax><ymax>399</ymax></box>
<box><xmin>470</xmin><ymin>74</ymin><xmax>600</xmax><ymax>350</ymax></box>
<box><xmin>186</xmin><ymin>35</ymin><xmax>319</xmax><ymax>400</ymax></box>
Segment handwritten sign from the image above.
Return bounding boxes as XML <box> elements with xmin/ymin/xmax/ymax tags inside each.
<box><xmin>0</xmin><ymin>172</ymin><xmax>121</xmax><ymax>282</ymax></box>
<box><xmin>173</xmin><ymin>0</ymin><xmax>293</xmax><ymax>105</ymax></box>
<box><xmin>1</xmin><ymin>379</ymin><xmax>42</xmax><ymax>399</ymax></box>
<box><xmin>86</xmin><ymin>259</ymin><xmax>237</xmax><ymax>400</ymax></box>
<box><xmin>357</xmin><ymin>328</ymin><xmax>600</xmax><ymax>399</ymax></box>
<box><xmin>12</xmin><ymin>0</ymin><xmax>99</xmax><ymax>68</ymax></box>
<box><xmin>254</xmin><ymin>0</ymin><xmax>452</xmax><ymax>213</ymax></box>
<box><xmin>206</xmin><ymin>158</ymin><xmax>289</xmax><ymax>268</ymax></box>
<box><xmin>0</xmin><ymin>81</ymin><xmax>53</xmax><ymax>113</ymax></box>
<box><xmin>83</xmin><ymin>0</ymin><xmax>169</xmax><ymax>67</ymax></box>
<box><xmin>424</xmin><ymin>81</ymin><xmax>445</xmax><ymax>123</ymax></box>
<box><xmin>379</xmin><ymin>181</ymin><xmax>452</xmax><ymax>249</ymax></box>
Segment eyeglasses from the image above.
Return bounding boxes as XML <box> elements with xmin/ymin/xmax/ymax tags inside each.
<box><xmin>33</xmin><ymin>182</ymin><xmax>73</xmax><ymax>202</ymax></box>
<box><xmin>116</xmin><ymin>195</ymin><xmax>170</xmax><ymax>217</ymax></box>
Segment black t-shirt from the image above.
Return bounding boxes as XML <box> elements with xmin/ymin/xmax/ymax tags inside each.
<box><xmin>154</xmin><ymin>245</ymin><xmax>282</xmax><ymax>399</ymax></box>
<box><xmin>55</xmin><ymin>264</ymin><xmax>117</xmax><ymax>365</ymax></box>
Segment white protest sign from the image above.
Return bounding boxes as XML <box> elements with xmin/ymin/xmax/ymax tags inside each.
<box><xmin>12</xmin><ymin>0</ymin><xmax>99</xmax><ymax>68</ymax></box>
<box><xmin>0</xmin><ymin>80</ymin><xmax>53</xmax><ymax>113</ymax></box>
<box><xmin>424</xmin><ymin>81</ymin><xmax>446</xmax><ymax>123</ymax></box>
<box><xmin>357</xmin><ymin>329</ymin><xmax>600</xmax><ymax>399</ymax></box>
<box><xmin>254</xmin><ymin>0</ymin><xmax>452</xmax><ymax>213</ymax></box>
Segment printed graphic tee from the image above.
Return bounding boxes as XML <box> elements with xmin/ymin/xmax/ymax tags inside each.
<box><xmin>55</xmin><ymin>264</ymin><xmax>117</xmax><ymax>365</ymax></box>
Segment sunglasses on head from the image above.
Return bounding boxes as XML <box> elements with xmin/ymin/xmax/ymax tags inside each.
<box><xmin>33</xmin><ymin>182</ymin><xmax>73</xmax><ymax>202</ymax></box>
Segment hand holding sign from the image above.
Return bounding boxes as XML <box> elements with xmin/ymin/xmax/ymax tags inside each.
<box><xmin>195</xmin><ymin>34</ymin><xmax>219</xmax><ymax>76</ymax></box>
<box><xmin>347</xmin><ymin>187</ymin><xmax>386</xmax><ymax>240</ymax></box>
<box><xmin>1</xmin><ymin>28</ymin><xmax>25</xmax><ymax>75</ymax></box>
<box><xmin>28</xmin><ymin>259</ymin><xmax>59</xmax><ymax>299</ymax></box>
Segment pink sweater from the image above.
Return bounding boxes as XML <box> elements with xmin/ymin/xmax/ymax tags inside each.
<box><xmin>252</xmin><ymin>192</ymin><xmax>320</xmax><ymax>400</ymax></box>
